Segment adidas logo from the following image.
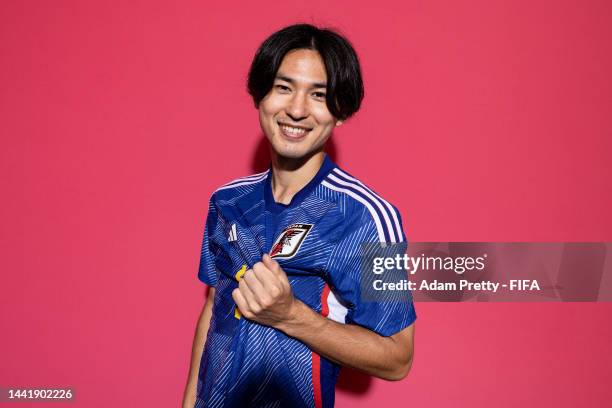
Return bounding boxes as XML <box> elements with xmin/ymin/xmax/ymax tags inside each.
<box><xmin>227</xmin><ymin>223</ymin><xmax>237</xmax><ymax>242</ymax></box>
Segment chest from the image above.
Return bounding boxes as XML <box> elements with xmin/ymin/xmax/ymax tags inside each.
<box><xmin>210</xmin><ymin>198</ymin><xmax>343</xmax><ymax>281</ymax></box>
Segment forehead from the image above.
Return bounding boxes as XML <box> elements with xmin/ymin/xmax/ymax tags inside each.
<box><xmin>276</xmin><ymin>49</ymin><xmax>327</xmax><ymax>84</ymax></box>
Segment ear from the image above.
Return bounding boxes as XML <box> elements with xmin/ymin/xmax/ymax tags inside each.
<box><xmin>335</xmin><ymin>120</ymin><xmax>343</xmax><ymax>127</ymax></box>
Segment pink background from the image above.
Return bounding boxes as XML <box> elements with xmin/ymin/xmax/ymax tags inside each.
<box><xmin>1</xmin><ymin>0</ymin><xmax>611</xmax><ymax>407</ymax></box>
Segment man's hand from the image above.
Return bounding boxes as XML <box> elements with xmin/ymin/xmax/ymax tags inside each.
<box><xmin>232</xmin><ymin>254</ymin><xmax>298</xmax><ymax>328</ymax></box>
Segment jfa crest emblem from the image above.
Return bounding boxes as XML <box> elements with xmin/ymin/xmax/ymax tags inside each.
<box><xmin>270</xmin><ymin>223</ymin><xmax>313</xmax><ymax>259</ymax></box>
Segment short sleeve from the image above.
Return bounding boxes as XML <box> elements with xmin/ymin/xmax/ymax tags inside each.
<box><xmin>198</xmin><ymin>196</ymin><xmax>218</xmax><ymax>287</ymax></box>
<box><xmin>325</xmin><ymin>206</ymin><xmax>416</xmax><ymax>337</ymax></box>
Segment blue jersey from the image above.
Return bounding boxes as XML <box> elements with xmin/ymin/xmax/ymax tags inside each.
<box><xmin>195</xmin><ymin>155</ymin><xmax>416</xmax><ymax>408</ymax></box>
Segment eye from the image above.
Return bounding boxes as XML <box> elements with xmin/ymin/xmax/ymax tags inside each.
<box><xmin>275</xmin><ymin>84</ymin><xmax>291</xmax><ymax>93</ymax></box>
<box><xmin>312</xmin><ymin>91</ymin><xmax>326</xmax><ymax>100</ymax></box>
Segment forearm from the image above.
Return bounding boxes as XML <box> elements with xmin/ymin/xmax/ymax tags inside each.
<box><xmin>276</xmin><ymin>300</ymin><xmax>413</xmax><ymax>381</ymax></box>
<box><xmin>186</xmin><ymin>287</ymin><xmax>215</xmax><ymax>388</ymax></box>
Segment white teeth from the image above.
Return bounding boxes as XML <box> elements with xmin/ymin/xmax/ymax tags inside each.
<box><xmin>280</xmin><ymin>125</ymin><xmax>308</xmax><ymax>136</ymax></box>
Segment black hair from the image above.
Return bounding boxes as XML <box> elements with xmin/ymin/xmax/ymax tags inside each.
<box><xmin>247</xmin><ymin>24</ymin><xmax>364</xmax><ymax>121</ymax></box>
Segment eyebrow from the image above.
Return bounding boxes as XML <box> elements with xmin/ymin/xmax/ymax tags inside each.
<box><xmin>275</xmin><ymin>75</ymin><xmax>327</xmax><ymax>89</ymax></box>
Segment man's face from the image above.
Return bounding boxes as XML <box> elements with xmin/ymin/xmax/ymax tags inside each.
<box><xmin>258</xmin><ymin>48</ymin><xmax>341</xmax><ymax>161</ymax></box>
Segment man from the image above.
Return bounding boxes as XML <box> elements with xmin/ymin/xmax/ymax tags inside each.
<box><xmin>183</xmin><ymin>24</ymin><xmax>416</xmax><ymax>408</ymax></box>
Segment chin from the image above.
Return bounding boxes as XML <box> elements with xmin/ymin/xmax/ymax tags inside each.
<box><xmin>268</xmin><ymin>138</ymin><xmax>307</xmax><ymax>159</ymax></box>
<box><xmin>275</xmin><ymin>148</ymin><xmax>309</xmax><ymax>160</ymax></box>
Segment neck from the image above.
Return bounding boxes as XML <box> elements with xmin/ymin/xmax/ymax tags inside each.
<box><xmin>270</xmin><ymin>150</ymin><xmax>325</xmax><ymax>205</ymax></box>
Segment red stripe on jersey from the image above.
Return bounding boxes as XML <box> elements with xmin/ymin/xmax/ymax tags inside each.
<box><xmin>312</xmin><ymin>351</ymin><xmax>322</xmax><ymax>408</ymax></box>
<box><xmin>311</xmin><ymin>283</ymin><xmax>331</xmax><ymax>407</ymax></box>
<box><xmin>320</xmin><ymin>284</ymin><xmax>331</xmax><ymax>317</ymax></box>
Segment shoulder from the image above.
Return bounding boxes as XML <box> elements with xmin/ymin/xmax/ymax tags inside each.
<box><xmin>320</xmin><ymin>166</ymin><xmax>405</xmax><ymax>244</ymax></box>
<box><xmin>210</xmin><ymin>170</ymin><xmax>269</xmax><ymax>201</ymax></box>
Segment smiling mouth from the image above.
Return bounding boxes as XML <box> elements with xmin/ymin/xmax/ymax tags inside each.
<box><xmin>278</xmin><ymin>123</ymin><xmax>313</xmax><ymax>139</ymax></box>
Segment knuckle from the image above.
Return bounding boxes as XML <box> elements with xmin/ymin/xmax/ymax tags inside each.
<box><xmin>269</xmin><ymin>286</ymin><xmax>281</xmax><ymax>297</ymax></box>
<box><xmin>259</xmin><ymin>296</ymin><xmax>272</xmax><ymax>308</ymax></box>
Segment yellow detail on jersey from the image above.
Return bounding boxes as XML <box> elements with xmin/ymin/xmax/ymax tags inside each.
<box><xmin>234</xmin><ymin>264</ymin><xmax>247</xmax><ymax>319</ymax></box>
<box><xmin>235</xmin><ymin>264</ymin><xmax>247</xmax><ymax>281</ymax></box>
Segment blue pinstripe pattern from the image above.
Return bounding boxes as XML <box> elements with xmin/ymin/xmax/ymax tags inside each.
<box><xmin>195</xmin><ymin>156</ymin><xmax>416</xmax><ymax>407</ymax></box>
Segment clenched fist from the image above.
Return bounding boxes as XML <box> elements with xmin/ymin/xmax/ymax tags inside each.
<box><xmin>232</xmin><ymin>253</ymin><xmax>298</xmax><ymax>328</ymax></box>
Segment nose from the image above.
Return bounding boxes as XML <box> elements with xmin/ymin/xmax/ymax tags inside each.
<box><xmin>286</xmin><ymin>92</ymin><xmax>309</xmax><ymax>121</ymax></box>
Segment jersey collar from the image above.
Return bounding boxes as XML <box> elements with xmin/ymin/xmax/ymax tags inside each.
<box><xmin>264</xmin><ymin>154</ymin><xmax>336</xmax><ymax>214</ymax></box>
